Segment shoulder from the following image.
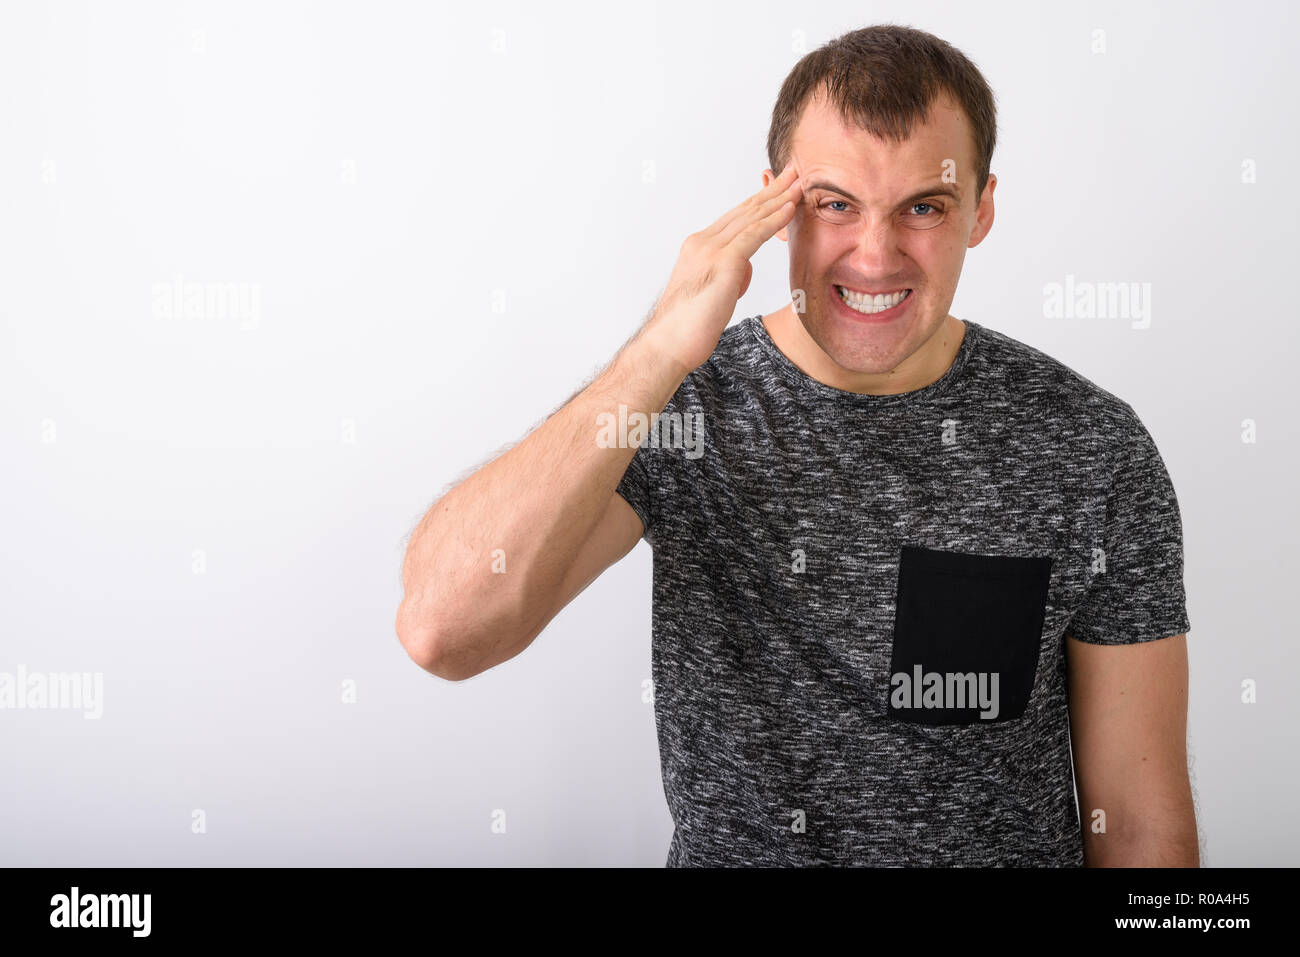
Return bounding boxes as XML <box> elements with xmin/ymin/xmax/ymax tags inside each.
<box><xmin>704</xmin><ymin>315</ymin><xmax>767</xmax><ymax>376</ymax></box>
<box><xmin>969</xmin><ymin>321</ymin><xmax>1148</xmax><ymax>451</ymax></box>
<box><xmin>661</xmin><ymin>316</ymin><xmax>770</xmax><ymax>411</ymax></box>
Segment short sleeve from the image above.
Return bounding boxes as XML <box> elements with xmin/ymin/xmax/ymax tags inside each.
<box><xmin>615</xmin><ymin>442</ymin><xmax>655</xmax><ymax>541</ymax></box>
<box><xmin>1066</xmin><ymin>416</ymin><xmax>1191</xmax><ymax>645</ymax></box>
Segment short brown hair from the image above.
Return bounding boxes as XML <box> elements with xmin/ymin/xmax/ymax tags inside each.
<box><xmin>766</xmin><ymin>24</ymin><xmax>998</xmax><ymax>200</ymax></box>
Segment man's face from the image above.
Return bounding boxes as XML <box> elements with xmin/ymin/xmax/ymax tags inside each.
<box><xmin>766</xmin><ymin>91</ymin><xmax>996</xmax><ymax>375</ymax></box>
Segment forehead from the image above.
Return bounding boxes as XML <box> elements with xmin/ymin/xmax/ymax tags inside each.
<box><xmin>789</xmin><ymin>91</ymin><xmax>974</xmax><ymax>193</ymax></box>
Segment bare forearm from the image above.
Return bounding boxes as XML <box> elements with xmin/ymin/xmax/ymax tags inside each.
<box><xmin>396</xmin><ymin>162</ymin><xmax>806</xmax><ymax>679</ymax></box>
<box><xmin>396</xmin><ymin>329</ymin><xmax>686</xmax><ymax>677</ymax></box>
<box><xmin>1081</xmin><ymin>795</ymin><xmax>1199</xmax><ymax>867</ymax></box>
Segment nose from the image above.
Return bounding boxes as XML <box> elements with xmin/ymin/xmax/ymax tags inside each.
<box><xmin>847</xmin><ymin>215</ymin><xmax>907</xmax><ymax>276</ymax></box>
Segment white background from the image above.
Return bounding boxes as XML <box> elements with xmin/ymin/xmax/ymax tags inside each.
<box><xmin>1</xmin><ymin>0</ymin><xmax>1295</xmax><ymax>865</ymax></box>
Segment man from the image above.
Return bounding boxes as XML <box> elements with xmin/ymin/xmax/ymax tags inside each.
<box><xmin>396</xmin><ymin>24</ymin><xmax>1197</xmax><ymax>867</ymax></box>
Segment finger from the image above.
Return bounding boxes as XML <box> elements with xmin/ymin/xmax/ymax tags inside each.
<box><xmin>716</xmin><ymin>171</ymin><xmax>802</xmax><ymax>248</ymax></box>
<box><xmin>725</xmin><ymin>193</ymin><xmax>799</xmax><ymax>263</ymax></box>
<box><xmin>704</xmin><ymin>160</ymin><xmax>800</xmax><ymax>239</ymax></box>
<box><xmin>700</xmin><ymin>161</ymin><xmax>801</xmax><ymax>240</ymax></box>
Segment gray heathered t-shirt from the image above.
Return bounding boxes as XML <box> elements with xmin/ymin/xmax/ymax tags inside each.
<box><xmin>615</xmin><ymin>314</ymin><xmax>1190</xmax><ymax>867</ymax></box>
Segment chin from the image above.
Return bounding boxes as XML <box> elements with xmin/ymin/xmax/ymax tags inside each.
<box><xmin>800</xmin><ymin>305</ymin><xmax>927</xmax><ymax>374</ymax></box>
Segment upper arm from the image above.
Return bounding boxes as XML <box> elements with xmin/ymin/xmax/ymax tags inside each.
<box><xmin>542</xmin><ymin>491</ymin><xmax>645</xmax><ymax>626</ymax></box>
<box><xmin>1066</xmin><ymin>633</ymin><xmax>1196</xmax><ymax>863</ymax></box>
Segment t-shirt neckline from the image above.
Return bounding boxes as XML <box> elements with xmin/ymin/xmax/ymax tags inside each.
<box><xmin>745</xmin><ymin>313</ymin><xmax>981</xmax><ymax>406</ymax></box>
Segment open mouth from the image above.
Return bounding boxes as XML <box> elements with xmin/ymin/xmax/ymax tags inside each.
<box><xmin>835</xmin><ymin>285</ymin><xmax>913</xmax><ymax>315</ymax></box>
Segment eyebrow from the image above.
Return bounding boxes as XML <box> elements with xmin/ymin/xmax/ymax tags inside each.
<box><xmin>805</xmin><ymin>179</ymin><xmax>962</xmax><ymax>207</ymax></box>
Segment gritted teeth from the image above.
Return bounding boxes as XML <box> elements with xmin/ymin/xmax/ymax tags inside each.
<box><xmin>836</xmin><ymin>285</ymin><xmax>911</xmax><ymax>312</ymax></box>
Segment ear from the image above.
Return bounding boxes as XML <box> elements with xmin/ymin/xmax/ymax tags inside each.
<box><xmin>968</xmin><ymin>172</ymin><xmax>996</xmax><ymax>248</ymax></box>
<box><xmin>763</xmin><ymin>170</ymin><xmax>792</xmax><ymax>243</ymax></box>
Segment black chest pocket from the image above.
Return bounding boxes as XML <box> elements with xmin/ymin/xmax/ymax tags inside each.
<box><xmin>887</xmin><ymin>545</ymin><xmax>1052</xmax><ymax>725</ymax></box>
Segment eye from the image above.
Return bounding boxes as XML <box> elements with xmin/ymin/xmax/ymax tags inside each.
<box><xmin>813</xmin><ymin>198</ymin><xmax>858</xmax><ymax>225</ymax></box>
<box><xmin>900</xmin><ymin>200</ymin><xmax>949</xmax><ymax>230</ymax></box>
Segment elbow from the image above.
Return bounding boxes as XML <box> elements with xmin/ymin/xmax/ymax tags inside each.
<box><xmin>395</xmin><ymin>603</ymin><xmax>479</xmax><ymax>681</ymax></box>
